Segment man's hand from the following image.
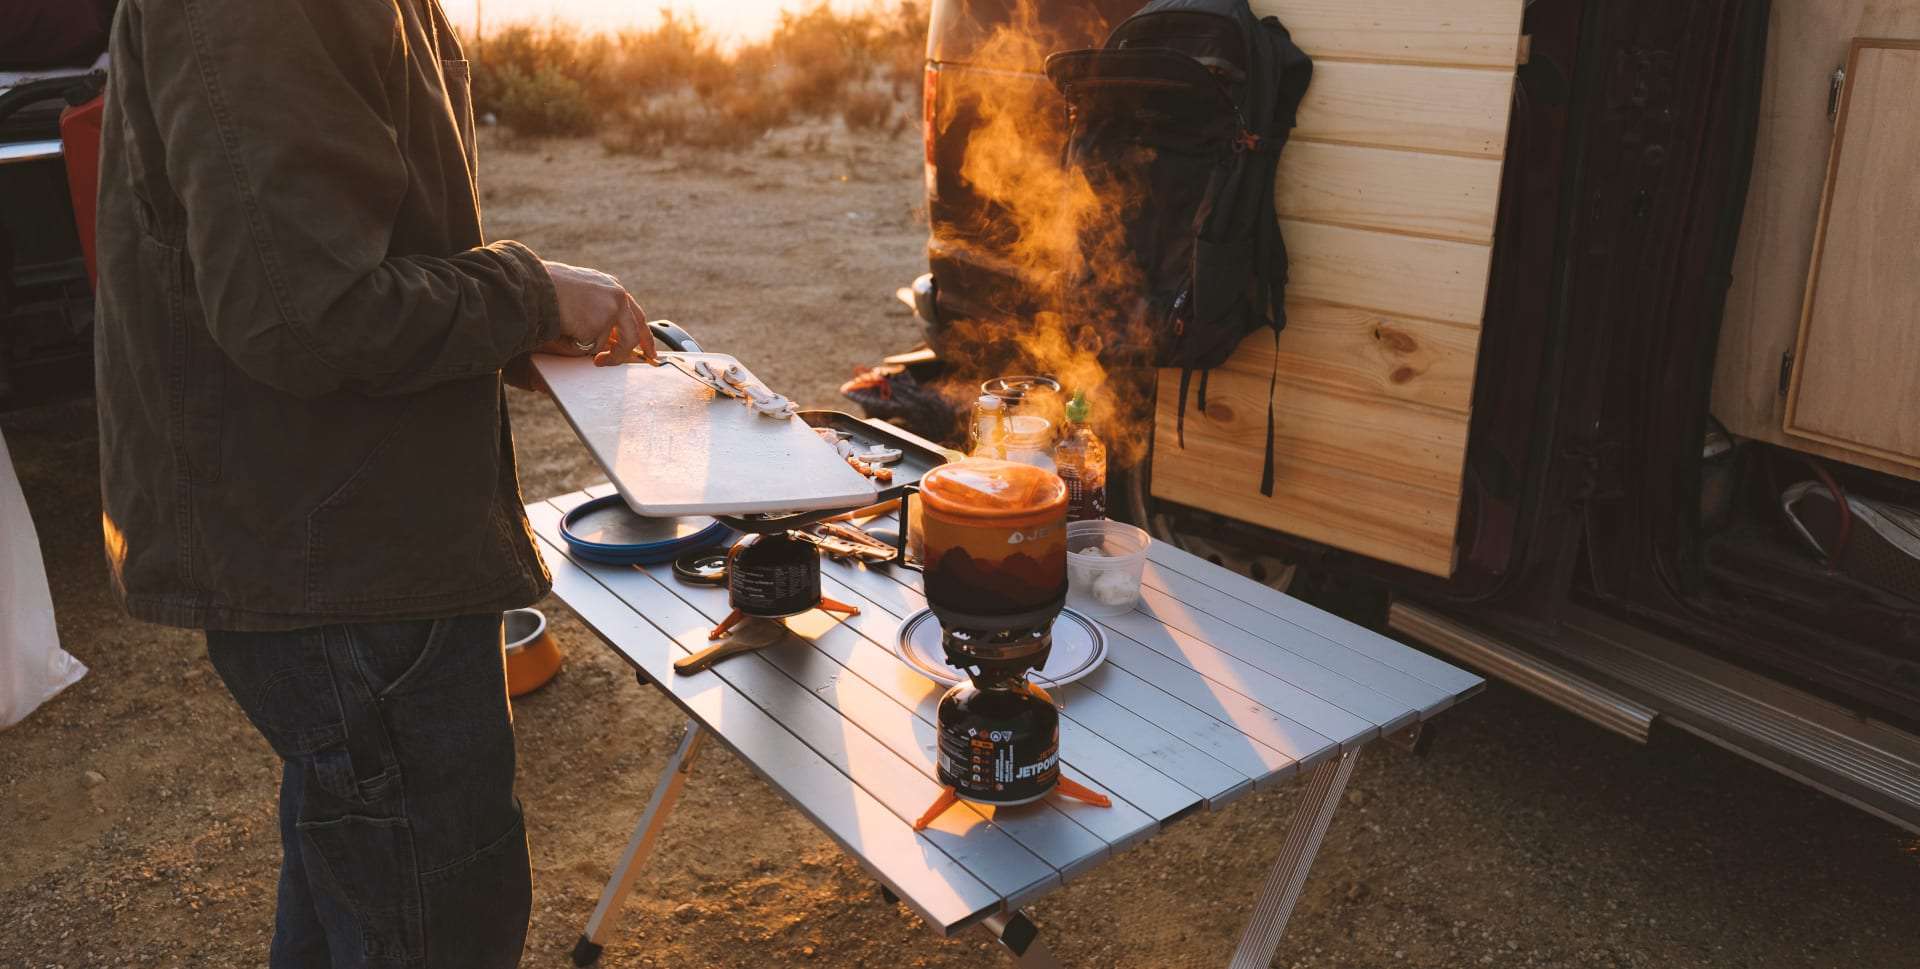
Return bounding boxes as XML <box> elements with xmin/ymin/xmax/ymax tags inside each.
<box><xmin>540</xmin><ymin>261</ymin><xmax>657</xmax><ymax>366</ymax></box>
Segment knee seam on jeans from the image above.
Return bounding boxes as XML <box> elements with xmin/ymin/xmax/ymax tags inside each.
<box><xmin>418</xmin><ymin>809</ymin><xmax>526</xmax><ymax>883</ymax></box>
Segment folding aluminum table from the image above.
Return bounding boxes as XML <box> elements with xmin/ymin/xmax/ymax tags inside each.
<box><xmin>530</xmin><ymin>485</ymin><xmax>1481</xmax><ymax>967</ymax></box>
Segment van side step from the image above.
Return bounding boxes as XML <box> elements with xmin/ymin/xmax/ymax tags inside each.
<box><xmin>1387</xmin><ymin>603</ymin><xmax>1655</xmax><ymax>742</ymax></box>
<box><xmin>1389</xmin><ymin>601</ymin><xmax>1920</xmax><ymax>834</ymax></box>
<box><xmin>1557</xmin><ymin>607</ymin><xmax>1920</xmax><ymax>834</ymax></box>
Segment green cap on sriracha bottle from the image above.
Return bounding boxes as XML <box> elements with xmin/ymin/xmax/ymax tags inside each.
<box><xmin>1065</xmin><ymin>389</ymin><xmax>1090</xmax><ymax>424</ymax></box>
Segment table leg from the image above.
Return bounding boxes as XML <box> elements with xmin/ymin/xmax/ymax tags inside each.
<box><xmin>572</xmin><ymin>720</ymin><xmax>708</xmax><ymax>967</ymax></box>
<box><xmin>1226</xmin><ymin>749</ymin><xmax>1361</xmax><ymax>969</ymax></box>
<box><xmin>982</xmin><ymin>910</ymin><xmax>1064</xmax><ymax>969</ymax></box>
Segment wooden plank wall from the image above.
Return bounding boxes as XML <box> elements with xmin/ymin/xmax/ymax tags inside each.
<box><xmin>1712</xmin><ymin>1</ymin><xmax>1920</xmax><ymax>482</ymax></box>
<box><xmin>1151</xmin><ymin>0</ymin><xmax>1524</xmax><ymax>576</ymax></box>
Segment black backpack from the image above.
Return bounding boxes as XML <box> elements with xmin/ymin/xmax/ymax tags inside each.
<box><xmin>1046</xmin><ymin>0</ymin><xmax>1311</xmax><ymax>495</ymax></box>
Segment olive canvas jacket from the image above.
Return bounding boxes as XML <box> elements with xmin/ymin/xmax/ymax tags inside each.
<box><xmin>95</xmin><ymin>0</ymin><xmax>563</xmax><ymax>630</ymax></box>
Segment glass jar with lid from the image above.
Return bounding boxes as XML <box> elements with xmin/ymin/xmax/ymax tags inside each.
<box><xmin>1002</xmin><ymin>416</ymin><xmax>1056</xmax><ymax>473</ymax></box>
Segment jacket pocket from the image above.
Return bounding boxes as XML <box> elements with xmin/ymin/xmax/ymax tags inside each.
<box><xmin>441</xmin><ymin>58</ymin><xmax>477</xmax><ymax>173</ymax></box>
<box><xmin>147</xmin><ymin>235</ymin><xmax>226</xmax><ymax>485</ymax></box>
<box><xmin>181</xmin><ymin>308</ymin><xmax>227</xmax><ymax>484</ymax></box>
<box><xmin>304</xmin><ymin>384</ymin><xmax>514</xmax><ymax>609</ymax></box>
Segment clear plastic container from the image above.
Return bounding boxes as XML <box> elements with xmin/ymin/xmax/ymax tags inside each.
<box><xmin>1065</xmin><ymin>520</ymin><xmax>1151</xmax><ymax>616</ymax></box>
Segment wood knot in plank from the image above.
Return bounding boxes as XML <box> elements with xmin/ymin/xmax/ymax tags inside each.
<box><xmin>1373</xmin><ymin>324</ymin><xmax>1420</xmax><ymax>355</ymax></box>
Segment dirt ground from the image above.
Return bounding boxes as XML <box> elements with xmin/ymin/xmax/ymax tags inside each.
<box><xmin>4</xmin><ymin>124</ymin><xmax>1919</xmax><ymax>969</ymax></box>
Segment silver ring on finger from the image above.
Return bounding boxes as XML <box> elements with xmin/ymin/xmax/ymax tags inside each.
<box><xmin>572</xmin><ymin>339</ymin><xmax>598</xmax><ymax>352</ymax></box>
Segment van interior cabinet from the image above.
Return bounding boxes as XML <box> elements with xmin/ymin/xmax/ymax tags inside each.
<box><xmin>1713</xmin><ymin>3</ymin><xmax>1920</xmax><ymax>482</ymax></box>
<box><xmin>1781</xmin><ymin>39</ymin><xmax>1920</xmax><ymax>472</ymax></box>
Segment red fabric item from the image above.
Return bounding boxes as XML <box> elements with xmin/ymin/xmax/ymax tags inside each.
<box><xmin>60</xmin><ymin>95</ymin><xmax>105</xmax><ymax>287</ymax></box>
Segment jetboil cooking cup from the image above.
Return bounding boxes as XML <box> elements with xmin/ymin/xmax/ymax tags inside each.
<box><xmin>918</xmin><ymin>460</ymin><xmax>1070</xmax><ymax>806</ymax></box>
<box><xmin>916</xmin><ymin>459</ymin><xmax>1069</xmax><ymax>632</ymax></box>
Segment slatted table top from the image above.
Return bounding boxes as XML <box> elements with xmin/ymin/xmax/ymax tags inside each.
<box><xmin>528</xmin><ymin>485</ymin><xmax>1481</xmax><ymax>936</ymax></box>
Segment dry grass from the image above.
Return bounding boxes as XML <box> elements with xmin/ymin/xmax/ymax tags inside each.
<box><xmin>467</xmin><ymin>2</ymin><xmax>925</xmax><ymax>151</ymax></box>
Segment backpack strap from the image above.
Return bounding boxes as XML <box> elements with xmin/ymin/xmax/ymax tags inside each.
<box><xmin>1261</xmin><ymin>325</ymin><xmax>1279</xmax><ymax>497</ymax></box>
<box><xmin>1180</xmin><ymin>358</ymin><xmax>1275</xmax><ymax>497</ymax></box>
<box><xmin>1176</xmin><ymin>367</ymin><xmax>1194</xmax><ymax>448</ymax></box>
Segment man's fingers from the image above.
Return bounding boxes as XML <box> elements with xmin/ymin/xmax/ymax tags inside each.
<box><xmin>594</xmin><ymin>294</ymin><xmax>643</xmax><ymax>367</ymax></box>
<box><xmin>628</xmin><ymin>294</ymin><xmax>658</xmax><ymax>364</ymax></box>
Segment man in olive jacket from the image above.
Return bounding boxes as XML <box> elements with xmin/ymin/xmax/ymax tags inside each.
<box><xmin>95</xmin><ymin>1</ymin><xmax>651</xmax><ymax>965</ymax></box>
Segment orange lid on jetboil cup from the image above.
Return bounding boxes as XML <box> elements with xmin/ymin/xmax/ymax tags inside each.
<box><xmin>918</xmin><ymin>458</ymin><xmax>1070</xmax><ymax>634</ymax></box>
<box><xmin>918</xmin><ymin>458</ymin><xmax>1067</xmax><ymax>526</ymax></box>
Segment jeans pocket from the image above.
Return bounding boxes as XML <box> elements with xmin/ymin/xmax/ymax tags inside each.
<box><xmin>345</xmin><ymin>618</ymin><xmax>452</xmax><ymax>699</ymax></box>
<box><xmin>419</xmin><ymin>809</ymin><xmax>531</xmax><ymax>969</ymax></box>
<box><xmin>297</xmin><ymin>813</ymin><xmax>427</xmax><ymax>965</ymax></box>
<box><xmin>207</xmin><ymin>629</ymin><xmax>348</xmax><ymax>758</ymax></box>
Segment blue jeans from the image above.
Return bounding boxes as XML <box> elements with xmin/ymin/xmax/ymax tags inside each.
<box><xmin>208</xmin><ymin>615</ymin><xmax>530</xmax><ymax>969</ymax></box>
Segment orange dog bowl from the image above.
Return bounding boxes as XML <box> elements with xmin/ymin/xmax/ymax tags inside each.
<box><xmin>504</xmin><ymin>608</ymin><xmax>563</xmax><ymax>697</ymax></box>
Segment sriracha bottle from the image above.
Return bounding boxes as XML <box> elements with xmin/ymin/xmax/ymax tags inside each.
<box><xmin>1055</xmin><ymin>391</ymin><xmax>1108</xmax><ymax>522</ymax></box>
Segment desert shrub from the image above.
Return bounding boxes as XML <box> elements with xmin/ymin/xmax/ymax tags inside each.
<box><xmin>602</xmin><ymin>99</ymin><xmax>692</xmax><ymax>157</ymax></box>
<box><xmin>491</xmin><ymin>65</ymin><xmax>597</xmax><ymax>136</ymax></box>
<box><xmin>602</xmin><ymin>84</ymin><xmax>791</xmax><ymax>157</ymax></box>
<box><xmin>877</xmin><ymin>2</ymin><xmax>929</xmax><ymax>92</ymax></box>
<box><xmin>469</xmin><ymin>2</ymin><xmax>927</xmax><ymax>144</ymax></box>
<box><xmin>684</xmin><ymin>112</ymin><xmax>775</xmax><ymax>151</ymax></box>
<box><xmin>840</xmin><ymin>87</ymin><xmax>895</xmax><ymax>131</ymax></box>
<box><xmin>608</xmin><ymin>13</ymin><xmax>733</xmax><ymax>99</ymax></box>
<box><xmin>768</xmin><ymin>4</ymin><xmax>874</xmax><ymax>117</ymax></box>
<box><xmin>707</xmin><ymin>85</ymin><xmax>792</xmax><ymax>143</ymax></box>
<box><xmin>473</xmin><ymin>25</ymin><xmax>606</xmax><ymax>116</ymax></box>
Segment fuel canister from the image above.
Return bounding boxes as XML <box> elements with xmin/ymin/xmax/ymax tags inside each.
<box><xmin>726</xmin><ymin>532</ymin><xmax>821</xmax><ymax>619</ymax></box>
<box><xmin>935</xmin><ymin>678</ymin><xmax>1061</xmax><ymax>805</ymax></box>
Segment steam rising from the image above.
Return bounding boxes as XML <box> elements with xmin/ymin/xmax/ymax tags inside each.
<box><xmin>936</xmin><ymin>3</ymin><xmax>1153</xmax><ymax>465</ymax></box>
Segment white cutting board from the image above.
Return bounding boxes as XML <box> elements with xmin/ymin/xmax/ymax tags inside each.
<box><xmin>534</xmin><ymin>352</ymin><xmax>879</xmax><ymax>516</ymax></box>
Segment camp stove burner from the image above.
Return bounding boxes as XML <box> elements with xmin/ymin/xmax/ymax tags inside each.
<box><xmin>727</xmin><ymin>531</ymin><xmax>821</xmax><ymax>619</ymax></box>
<box><xmin>672</xmin><ymin>532</ymin><xmax>862</xmax><ymax>676</ymax></box>
<box><xmin>894</xmin><ymin>609</ymin><xmax>1107</xmax><ymax>688</ymax></box>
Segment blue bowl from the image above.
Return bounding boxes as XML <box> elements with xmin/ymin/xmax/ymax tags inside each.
<box><xmin>560</xmin><ymin>494</ymin><xmax>737</xmax><ymax>566</ymax></box>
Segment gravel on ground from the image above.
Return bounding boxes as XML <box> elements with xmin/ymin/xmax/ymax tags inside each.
<box><xmin>2</xmin><ymin>125</ymin><xmax>1916</xmax><ymax>969</ymax></box>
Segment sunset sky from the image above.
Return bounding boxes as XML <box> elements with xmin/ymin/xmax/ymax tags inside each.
<box><xmin>440</xmin><ymin>1</ymin><xmax>875</xmax><ymax>42</ymax></box>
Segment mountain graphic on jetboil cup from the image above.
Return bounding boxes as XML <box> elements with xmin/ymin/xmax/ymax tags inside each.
<box><xmin>924</xmin><ymin>544</ymin><xmax>1068</xmax><ymax>614</ymax></box>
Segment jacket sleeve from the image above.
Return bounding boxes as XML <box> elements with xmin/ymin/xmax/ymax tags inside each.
<box><xmin>142</xmin><ymin>0</ymin><xmax>561</xmax><ymax>399</ymax></box>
